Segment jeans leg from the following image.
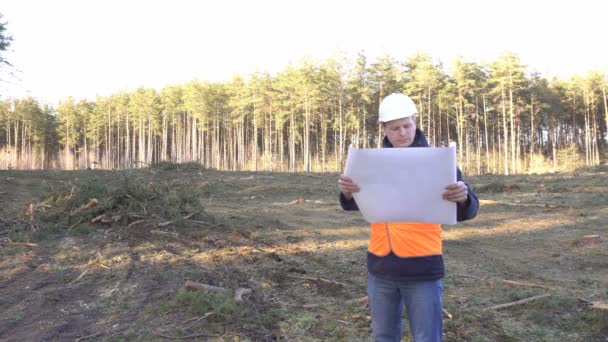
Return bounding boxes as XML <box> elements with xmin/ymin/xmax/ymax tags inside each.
<box><xmin>368</xmin><ymin>273</ymin><xmax>404</xmax><ymax>342</ymax></box>
<box><xmin>401</xmin><ymin>279</ymin><xmax>443</xmax><ymax>342</ymax></box>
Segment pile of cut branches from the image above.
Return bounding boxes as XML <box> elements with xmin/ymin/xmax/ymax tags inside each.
<box><xmin>38</xmin><ymin>174</ymin><xmax>213</xmax><ymax>232</ymax></box>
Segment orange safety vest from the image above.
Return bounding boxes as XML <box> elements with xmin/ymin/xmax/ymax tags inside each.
<box><xmin>368</xmin><ymin>222</ymin><xmax>442</xmax><ymax>258</ymax></box>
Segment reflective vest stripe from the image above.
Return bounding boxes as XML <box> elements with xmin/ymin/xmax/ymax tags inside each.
<box><xmin>368</xmin><ymin>222</ymin><xmax>442</xmax><ymax>257</ymax></box>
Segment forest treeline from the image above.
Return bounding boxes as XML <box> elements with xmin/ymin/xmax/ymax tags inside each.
<box><xmin>1</xmin><ymin>51</ymin><xmax>607</xmax><ymax>175</ymax></box>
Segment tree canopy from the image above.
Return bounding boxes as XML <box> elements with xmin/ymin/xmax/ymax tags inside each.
<box><xmin>0</xmin><ymin>13</ymin><xmax>13</xmax><ymax>66</ymax></box>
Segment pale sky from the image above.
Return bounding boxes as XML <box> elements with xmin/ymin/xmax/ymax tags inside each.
<box><xmin>1</xmin><ymin>0</ymin><xmax>606</xmax><ymax>106</ymax></box>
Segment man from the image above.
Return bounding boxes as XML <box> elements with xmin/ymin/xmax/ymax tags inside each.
<box><xmin>338</xmin><ymin>93</ymin><xmax>479</xmax><ymax>342</ymax></box>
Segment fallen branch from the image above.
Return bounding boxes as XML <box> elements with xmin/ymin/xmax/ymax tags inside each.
<box><xmin>482</xmin><ymin>294</ymin><xmax>551</xmax><ymax>311</ymax></box>
<box><xmin>127</xmin><ymin>219</ymin><xmax>146</xmax><ymax>228</ymax></box>
<box><xmin>186</xmin><ymin>220</ymin><xmax>210</xmax><ymax>225</ymax></box>
<box><xmin>185</xmin><ymin>280</ymin><xmax>228</xmax><ymax>293</ymax></box>
<box><xmin>451</xmin><ymin>274</ymin><xmax>486</xmax><ymax>281</ymax></box>
<box><xmin>576</xmin><ymin>297</ymin><xmax>608</xmax><ymax>310</ymax></box>
<box><xmin>158</xmin><ymin>213</ymin><xmax>195</xmax><ymax>227</ymax></box>
<box><xmin>91</xmin><ymin>214</ymin><xmax>105</xmax><ymax>223</ymax></box>
<box><xmin>150</xmin><ymin>230</ymin><xmax>179</xmax><ymax>238</ymax></box>
<box><xmin>347</xmin><ymin>296</ymin><xmax>368</xmax><ymax>304</ymax></box>
<box><xmin>234</xmin><ymin>288</ymin><xmax>252</xmax><ymax>303</ymax></box>
<box><xmin>290</xmin><ymin>275</ymin><xmax>346</xmax><ymax>287</ymax></box>
<box><xmin>273</xmin><ymin>198</ymin><xmax>324</xmax><ymax>206</ymax></box>
<box><xmin>0</xmin><ymin>239</ymin><xmax>38</xmax><ymax>248</ymax></box>
<box><xmin>591</xmin><ymin>301</ymin><xmax>608</xmax><ymax>310</ymax></box>
<box><xmin>151</xmin><ymin>331</ymin><xmax>220</xmax><ymax>340</ymax></box>
<box><xmin>578</xmin><ymin>297</ymin><xmax>593</xmax><ymax>305</ymax></box>
<box><xmin>69</xmin><ymin>270</ymin><xmax>89</xmax><ymax>285</ymax></box>
<box><xmin>127</xmin><ymin>213</ymin><xmax>145</xmax><ymax>218</ymax></box>
<box><xmin>75</xmin><ymin>332</ymin><xmax>103</xmax><ymax>342</ymax></box>
<box><xmin>442</xmin><ymin>308</ymin><xmax>453</xmax><ymax>319</ymax></box>
<box><xmin>71</xmin><ymin>198</ymin><xmax>98</xmax><ymax>216</ymax></box>
<box><xmin>181</xmin><ymin>312</ymin><xmax>215</xmax><ymax>325</ymax></box>
<box><xmin>302</xmin><ymin>303</ymin><xmax>321</xmax><ymax>308</ymax></box>
<box><xmin>100</xmin><ymin>216</ymin><xmax>118</xmax><ymax>223</ymax></box>
<box><xmin>503</xmin><ymin>279</ymin><xmax>553</xmax><ymax>290</ymax></box>
<box><xmin>29</xmin><ymin>203</ymin><xmax>35</xmax><ymax>222</ymax></box>
<box><xmin>96</xmin><ymin>262</ymin><xmax>110</xmax><ymax>270</ymax></box>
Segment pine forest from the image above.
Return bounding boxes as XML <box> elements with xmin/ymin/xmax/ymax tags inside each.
<box><xmin>1</xmin><ymin>51</ymin><xmax>607</xmax><ymax>175</ymax></box>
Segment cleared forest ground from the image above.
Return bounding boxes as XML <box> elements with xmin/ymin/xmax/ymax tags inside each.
<box><xmin>0</xmin><ymin>164</ymin><xmax>607</xmax><ymax>341</ymax></box>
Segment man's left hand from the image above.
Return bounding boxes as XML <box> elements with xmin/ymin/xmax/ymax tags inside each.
<box><xmin>443</xmin><ymin>181</ymin><xmax>469</xmax><ymax>206</ymax></box>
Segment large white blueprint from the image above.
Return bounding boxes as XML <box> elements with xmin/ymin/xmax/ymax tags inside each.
<box><xmin>344</xmin><ymin>146</ymin><xmax>457</xmax><ymax>225</ymax></box>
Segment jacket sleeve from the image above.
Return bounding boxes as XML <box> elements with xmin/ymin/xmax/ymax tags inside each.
<box><xmin>456</xmin><ymin>167</ymin><xmax>479</xmax><ymax>221</ymax></box>
<box><xmin>339</xmin><ymin>192</ymin><xmax>359</xmax><ymax>211</ymax></box>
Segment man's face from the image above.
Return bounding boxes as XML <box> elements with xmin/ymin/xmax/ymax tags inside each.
<box><xmin>383</xmin><ymin>117</ymin><xmax>416</xmax><ymax>147</ymax></box>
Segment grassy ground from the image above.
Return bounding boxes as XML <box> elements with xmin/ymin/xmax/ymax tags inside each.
<box><xmin>0</xmin><ymin>163</ymin><xmax>607</xmax><ymax>341</ymax></box>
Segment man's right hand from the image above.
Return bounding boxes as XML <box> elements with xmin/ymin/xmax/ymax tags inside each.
<box><xmin>338</xmin><ymin>175</ymin><xmax>360</xmax><ymax>200</ymax></box>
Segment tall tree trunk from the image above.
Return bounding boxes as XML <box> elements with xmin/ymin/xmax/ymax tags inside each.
<box><xmin>304</xmin><ymin>96</ymin><xmax>310</xmax><ymax>173</ymax></box>
<box><xmin>289</xmin><ymin>104</ymin><xmax>295</xmax><ymax>172</ymax></box>
<box><xmin>456</xmin><ymin>94</ymin><xmax>464</xmax><ymax>162</ymax></box>
<box><xmin>592</xmin><ymin>105</ymin><xmax>599</xmax><ymax>165</ymax></box>
<box><xmin>475</xmin><ymin>96</ymin><xmax>481</xmax><ymax>175</ymax></box>
<box><xmin>5</xmin><ymin>120</ymin><xmax>9</xmax><ymax>168</ymax></box>
<box><xmin>427</xmin><ymin>87</ymin><xmax>433</xmax><ymax>146</ymax></box>
<box><xmin>84</xmin><ymin>127</ymin><xmax>87</xmax><ymax>169</ymax></box>
<box><xmin>138</xmin><ymin>117</ymin><xmax>143</xmax><ymax>166</ymax></box>
<box><xmin>603</xmin><ymin>85</ymin><xmax>608</xmax><ymax>155</ymax></box>
<box><xmin>445</xmin><ymin>100</ymin><xmax>450</xmax><ymax>144</ymax></box>
<box><xmin>321</xmin><ymin>110</ymin><xmax>327</xmax><ymax>172</ymax></box>
<box><xmin>483</xmin><ymin>95</ymin><xmax>490</xmax><ymax>173</ymax></box>
<box><xmin>333</xmin><ymin>130</ymin><xmax>338</xmax><ymax>171</ymax></box>
<box><xmin>161</xmin><ymin>114</ymin><xmax>166</xmax><ymax>161</ymax></box>
<box><xmin>501</xmin><ymin>85</ymin><xmax>509</xmax><ymax>175</ymax></box>
<box><xmin>362</xmin><ymin>101</ymin><xmax>367</xmax><ymax>148</ymax></box>
<box><xmin>21</xmin><ymin>122</ymin><xmax>26</xmax><ymax>168</ymax></box>
<box><xmin>584</xmin><ymin>91</ymin><xmax>591</xmax><ymax>165</ymax></box>
<box><xmin>437</xmin><ymin>99</ymin><xmax>442</xmax><ymax>146</ymax></box>
<box><xmin>148</xmin><ymin>116</ymin><xmax>153</xmax><ymax>164</ymax></box>
<box><xmin>117</xmin><ymin>110</ymin><xmax>121</xmax><ymax>168</ymax></box>
<box><xmin>63</xmin><ymin>119</ymin><xmax>68</xmax><ymax>169</ymax></box>
<box><xmin>253</xmin><ymin>104</ymin><xmax>258</xmax><ymax>171</ymax></box>
<box><xmin>530</xmin><ymin>93</ymin><xmax>535</xmax><ymax>155</ymax></box>
<box><xmin>279</xmin><ymin>121</ymin><xmax>284</xmax><ymax>171</ymax></box>
<box><xmin>213</xmin><ymin>112</ymin><xmax>221</xmax><ymax>170</ymax></box>
<box><xmin>572</xmin><ymin>95</ymin><xmax>577</xmax><ymax>145</ymax></box>
<box><xmin>516</xmin><ymin>111</ymin><xmax>521</xmax><ymax>172</ymax></box>
<box><xmin>107</xmin><ymin>108</ymin><xmax>111</xmax><ymax>169</ymax></box>
<box><xmin>338</xmin><ymin>95</ymin><xmax>344</xmax><ymax>167</ymax></box>
<box><xmin>509</xmin><ymin>80</ymin><xmax>516</xmax><ymax>173</ymax></box>
<box><xmin>126</xmin><ymin>112</ymin><xmax>130</xmax><ymax>167</ymax></box>
<box><xmin>268</xmin><ymin>108</ymin><xmax>273</xmax><ymax>171</ymax></box>
<box><xmin>193</xmin><ymin>115</ymin><xmax>198</xmax><ymax>163</ymax></box>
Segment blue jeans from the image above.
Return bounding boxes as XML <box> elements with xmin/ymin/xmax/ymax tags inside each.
<box><xmin>368</xmin><ymin>273</ymin><xmax>443</xmax><ymax>342</ymax></box>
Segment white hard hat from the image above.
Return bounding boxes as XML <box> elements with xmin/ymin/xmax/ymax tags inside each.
<box><xmin>378</xmin><ymin>93</ymin><xmax>418</xmax><ymax>122</ymax></box>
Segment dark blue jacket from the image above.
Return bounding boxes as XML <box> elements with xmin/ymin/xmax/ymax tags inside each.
<box><xmin>340</xmin><ymin>129</ymin><xmax>479</xmax><ymax>280</ymax></box>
